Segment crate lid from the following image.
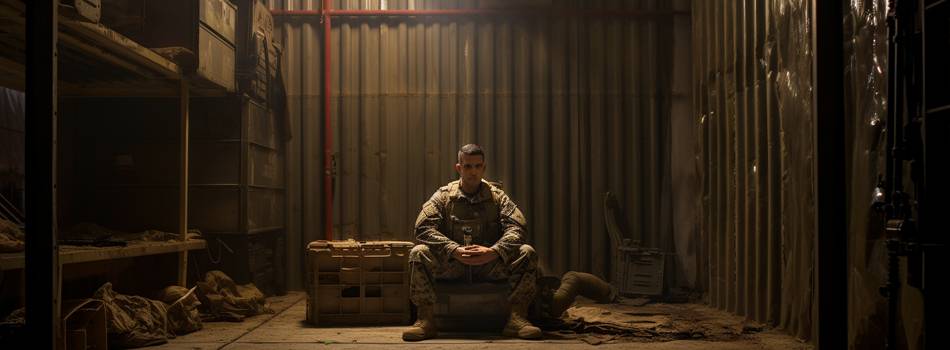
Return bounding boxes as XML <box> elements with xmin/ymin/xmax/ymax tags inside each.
<box><xmin>359</xmin><ymin>241</ymin><xmax>414</xmax><ymax>248</ymax></box>
<box><xmin>307</xmin><ymin>239</ymin><xmax>359</xmax><ymax>250</ymax></box>
<box><xmin>307</xmin><ymin>239</ymin><xmax>414</xmax><ymax>250</ymax></box>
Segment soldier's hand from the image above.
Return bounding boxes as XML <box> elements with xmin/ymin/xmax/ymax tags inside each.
<box><xmin>454</xmin><ymin>245</ymin><xmax>498</xmax><ymax>265</ymax></box>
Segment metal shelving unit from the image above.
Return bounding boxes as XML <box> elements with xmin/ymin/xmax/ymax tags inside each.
<box><xmin>0</xmin><ymin>0</ymin><xmax>236</xmax><ymax>342</ymax></box>
<box><xmin>189</xmin><ymin>95</ymin><xmax>286</xmax><ymax>295</ymax></box>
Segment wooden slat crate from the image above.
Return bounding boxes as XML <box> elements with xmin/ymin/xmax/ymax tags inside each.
<box><xmin>306</xmin><ymin>240</ymin><xmax>413</xmax><ymax>326</ymax></box>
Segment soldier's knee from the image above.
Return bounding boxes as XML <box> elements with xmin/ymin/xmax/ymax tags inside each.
<box><xmin>409</xmin><ymin>244</ymin><xmax>430</xmax><ymax>263</ymax></box>
<box><xmin>520</xmin><ymin>244</ymin><xmax>538</xmax><ymax>263</ymax></box>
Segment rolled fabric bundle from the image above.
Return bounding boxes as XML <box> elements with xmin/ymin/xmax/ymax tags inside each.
<box><xmin>550</xmin><ymin>271</ymin><xmax>618</xmax><ymax>317</ymax></box>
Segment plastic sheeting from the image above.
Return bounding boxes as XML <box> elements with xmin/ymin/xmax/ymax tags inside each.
<box><xmin>276</xmin><ymin>0</ymin><xmax>691</xmax><ymax>289</ymax></box>
<box><xmin>843</xmin><ymin>1</ymin><xmax>888</xmax><ymax>348</ymax></box>
<box><xmin>692</xmin><ymin>0</ymin><xmax>814</xmax><ymax>341</ymax></box>
<box><xmin>844</xmin><ymin>0</ymin><xmax>923</xmax><ymax>348</ymax></box>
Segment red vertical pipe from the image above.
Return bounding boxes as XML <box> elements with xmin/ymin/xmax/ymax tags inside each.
<box><xmin>270</xmin><ymin>8</ymin><xmax>688</xmax><ymax>17</ymax></box>
<box><xmin>323</xmin><ymin>0</ymin><xmax>333</xmax><ymax>240</ymax></box>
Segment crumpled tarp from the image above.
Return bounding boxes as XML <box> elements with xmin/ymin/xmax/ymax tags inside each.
<box><xmin>546</xmin><ymin>302</ymin><xmax>761</xmax><ymax>345</ymax></box>
<box><xmin>0</xmin><ymin>218</ymin><xmax>24</xmax><ymax>252</ymax></box>
<box><xmin>195</xmin><ymin>270</ymin><xmax>273</xmax><ymax>322</ymax></box>
<box><xmin>94</xmin><ymin>282</ymin><xmax>171</xmax><ymax>348</ymax></box>
<box><xmin>563</xmin><ymin>305</ymin><xmax>672</xmax><ymax>337</ymax></box>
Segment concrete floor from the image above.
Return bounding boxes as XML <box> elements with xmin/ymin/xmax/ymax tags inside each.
<box><xmin>152</xmin><ymin>292</ymin><xmax>812</xmax><ymax>350</ymax></box>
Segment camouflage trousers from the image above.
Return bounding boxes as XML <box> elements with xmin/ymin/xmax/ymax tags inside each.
<box><xmin>408</xmin><ymin>244</ymin><xmax>539</xmax><ymax>307</ymax></box>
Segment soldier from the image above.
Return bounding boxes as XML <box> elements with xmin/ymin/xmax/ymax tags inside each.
<box><xmin>402</xmin><ymin>144</ymin><xmax>542</xmax><ymax>341</ymax></box>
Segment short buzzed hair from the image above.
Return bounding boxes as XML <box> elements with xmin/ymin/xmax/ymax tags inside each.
<box><xmin>457</xmin><ymin>144</ymin><xmax>484</xmax><ymax>163</ymax></box>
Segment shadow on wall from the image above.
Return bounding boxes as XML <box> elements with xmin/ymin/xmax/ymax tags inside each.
<box><xmin>0</xmin><ymin>87</ymin><xmax>25</xmax><ymax>216</ymax></box>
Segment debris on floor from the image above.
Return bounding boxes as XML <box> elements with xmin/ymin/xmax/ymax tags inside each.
<box><xmin>1</xmin><ymin>270</ymin><xmax>274</xmax><ymax>349</ymax></box>
<box><xmin>541</xmin><ymin>297</ymin><xmax>767</xmax><ymax>345</ymax></box>
<box><xmin>89</xmin><ymin>270</ymin><xmax>271</xmax><ymax>348</ymax></box>
<box><xmin>196</xmin><ymin>270</ymin><xmax>273</xmax><ymax>322</ymax></box>
<box><xmin>148</xmin><ymin>291</ymin><xmax>809</xmax><ymax>350</ymax></box>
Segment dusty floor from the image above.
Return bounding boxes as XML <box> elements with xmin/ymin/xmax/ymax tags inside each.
<box><xmin>152</xmin><ymin>292</ymin><xmax>812</xmax><ymax>349</ymax></box>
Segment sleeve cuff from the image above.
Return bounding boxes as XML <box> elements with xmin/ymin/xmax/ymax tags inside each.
<box><xmin>444</xmin><ymin>242</ymin><xmax>460</xmax><ymax>258</ymax></box>
<box><xmin>490</xmin><ymin>245</ymin><xmax>508</xmax><ymax>263</ymax></box>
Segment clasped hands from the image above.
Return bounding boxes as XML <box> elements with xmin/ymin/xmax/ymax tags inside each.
<box><xmin>452</xmin><ymin>245</ymin><xmax>498</xmax><ymax>266</ymax></box>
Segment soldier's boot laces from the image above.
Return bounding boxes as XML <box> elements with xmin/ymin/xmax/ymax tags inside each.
<box><xmin>402</xmin><ymin>305</ymin><xmax>437</xmax><ymax>341</ymax></box>
<box><xmin>502</xmin><ymin>304</ymin><xmax>542</xmax><ymax>340</ymax></box>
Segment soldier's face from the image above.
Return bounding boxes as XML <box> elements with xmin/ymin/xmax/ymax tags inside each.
<box><xmin>455</xmin><ymin>154</ymin><xmax>485</xmax><ymax>188</ymax></box>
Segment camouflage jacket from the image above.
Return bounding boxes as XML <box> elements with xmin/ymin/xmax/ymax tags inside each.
<box><xmin>414</xmin><ymin>179</ymin><xmax>527</xmax><ymax>264</ymax></box>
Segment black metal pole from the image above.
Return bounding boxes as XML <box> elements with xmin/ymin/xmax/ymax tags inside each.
<box><xmin>881</xmin><ymin>1</ymin><xmax>921</xmax><ymax>349</ymax></box>
<box><xmin>885</xmin><ymin>238</ymin><xmax>900</xmax><ymax>350</ymax></box>
<box><xmin>25</xmin><ymin>0</ymin><xmax>59</xmax><ymax>347</ymax></box>
<box><xmin>884</xmin><ymin>0</ymin><xmax>898</xmax><ymax>204</ymax></box>
<box><xmin>813</xmin><ymin>0</ymin><xmax>846</xmax><ymax>348</ymax></box>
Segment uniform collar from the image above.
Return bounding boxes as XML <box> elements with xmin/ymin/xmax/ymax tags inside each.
<box><xmin>449</xmin><ymin>180</ymin><xmax>494</xmax><ymax>203</ymax></box>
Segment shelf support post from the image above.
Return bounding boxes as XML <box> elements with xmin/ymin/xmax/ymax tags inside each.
<box><xmin>179</xmin><ymin>78</ymin><xmax>190</xmax><ymax>287</ymax></box>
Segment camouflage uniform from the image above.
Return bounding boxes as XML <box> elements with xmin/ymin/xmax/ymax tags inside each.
<box><xmin>409</xmin><ymin>180</ymin><xmax>538</xmax><ymax>307</ymax></box>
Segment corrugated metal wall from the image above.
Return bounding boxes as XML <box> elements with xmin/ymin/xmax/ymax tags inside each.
<box><xmin>692</xmin><ymin>0</ymin><xmax>815</xmax><ymax>341</ymax></box>
<box><xmin>695</xmin><ymin>0</ymin><xmax>930</xmax><ymax>346</ymax></box>
<box><xmin>277</xmin><ymin>0</ymin><xmax>692</xmax><ymax>289</ymax></box>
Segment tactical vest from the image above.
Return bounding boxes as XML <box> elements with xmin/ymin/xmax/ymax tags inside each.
<box><xmin>443</xmin><ymin>182</ymin><xmax>502</xmax><ymax>247</ymax></box>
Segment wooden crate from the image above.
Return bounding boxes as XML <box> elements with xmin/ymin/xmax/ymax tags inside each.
<box><xmin>617</xmin><ymin>247</ymin><xmax>665</xmax><ymax>296</ymax></box>
<box><xmin>235</xmin><ymin>0</ymin><xmax>278</xmax><ymax>102</ymax></box>
<box><xmin>100</xmin><ymin>0</ymin><xmax>237</xmax><ymax>91</ymax></box>
<box><xmin>306</xmin><ymin>240</ymin><xmax>412</xmax><ymax>326</ymax></box>
<box><xmin>189</xmin><ymin>96</ymin><xmax>285</xmax><ymax>234</ymax></box>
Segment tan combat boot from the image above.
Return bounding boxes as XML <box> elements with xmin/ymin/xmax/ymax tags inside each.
<box><xmin>502</xmin><ymin>303</ymin><xmax>542</xmax><ymax>339</ymax></box>
<box><xmin>402</xmin><ymin>304</ymin><xmax>437</xmax><ymax>341</ymax></box>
